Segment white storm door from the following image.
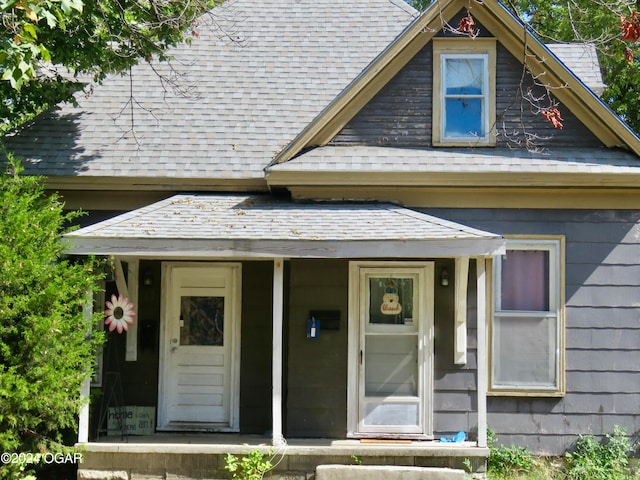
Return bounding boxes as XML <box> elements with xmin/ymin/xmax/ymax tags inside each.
<box><xmin>350</xmin><ymin>263</ymin><xmax>434</xmax><ymax>438</ymax></box>
<box><xmin>158</xmin><ymin>263</ymin><xmax>241</xmax><ymax>431</ymax></box>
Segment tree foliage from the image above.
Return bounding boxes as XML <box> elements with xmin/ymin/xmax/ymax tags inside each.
<box><xmin>0</xmin><ymin>0</ymin><xmax>220</xmax><ymax>128</ymax></box>
<box><xmin>0</xmin><ymin>156</ymin><xmax>104</xmax><ymax>479</ymax></box>
<box><xmin>407</xmin><ymin>0</ymin><xmax>640</xmax><ymax>134</ymax></box>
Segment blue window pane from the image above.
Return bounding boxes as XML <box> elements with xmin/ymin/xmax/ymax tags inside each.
<box><xmin>445</xmin><ymin>58</ymin><xmax>483</xmax><ymax>94</ymax></box>
<box><xmin>445</xmin><ymin>98</ymin><xmax>483</xmax><ymax>137</ymax></box>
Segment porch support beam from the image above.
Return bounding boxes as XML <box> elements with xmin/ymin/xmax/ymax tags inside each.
<box><xmin>454</xmin><ymin>256</ymin><xmax>469</xmax><ymax>365</ymax></box>
<box><xmin>78</xmin><ymin>290</ymin><xmax>93</xmax><ymax>443</ymax></box>
<box><xmin>125</xmin><ymin>259</ymin><xmax>139</xmax><ymax>362</ymax></box>
<box><xmin>271</xmin><ymin>258</ymin><xmax>286</xmax><ymax>446</ymax></box>
<box><xmin>476</xmin><ymin>258</ymin><xmax>488</xmax><ymax>448</ymax></box>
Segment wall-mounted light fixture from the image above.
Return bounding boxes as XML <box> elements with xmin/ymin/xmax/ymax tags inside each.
<box><xmin>142</xmin><ymin>269</ymin><xmax>153</xmax><ymax>287</ymax></box>
<box><xmin>440</xmin><ymin>268</ymin><xmax>450</xmax><ymax>287</ymax></box>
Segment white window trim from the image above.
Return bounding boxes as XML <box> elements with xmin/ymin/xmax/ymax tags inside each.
<box><xmin>432</xmin><ymin>38</ymin><xmax>496</xmax><ymax>146</ymax></box>
<box><xmin>489</xmin><ymin>236</ymin><xmax>565</xmax><ymax>396</ymax></box>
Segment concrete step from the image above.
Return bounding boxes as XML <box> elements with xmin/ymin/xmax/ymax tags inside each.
<box><xmin>316</xmin><ymin>464</ymin><xmax>466</xmax><ymax>480</ymax></box>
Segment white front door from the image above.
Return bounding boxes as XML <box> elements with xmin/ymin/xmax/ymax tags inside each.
<box><xmin>158</xmin><ymin>263</ymin><xmax>241</xmax><ymax>431</ymax></box>
<box><xmin>348</xmin><ymin>262</ymin><xmax>434</xmax><ymax>438</ymax></box>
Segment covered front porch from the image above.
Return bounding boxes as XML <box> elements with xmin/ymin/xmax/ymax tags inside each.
<box><xmin>79</xmin><ymin>433</ymin><xmax>488</xmax><ymax>479</ymax></box>
<box><xmin>67</xmin><ymin>194</ymin><xmax>504</xmax><ymax>479</ymax></box>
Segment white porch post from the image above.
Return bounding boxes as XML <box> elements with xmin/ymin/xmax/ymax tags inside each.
<box><xmin>272</xmin><ymin>258</ymin><xmax>286</xmax><ymax>446</ymax></box>
<box><xmin>78</xmin><ymin>290</ymin><xmax>93</xmax><ymax>443</ymax></box>
<box><xmin>476</xmin><ymin>258</ymin><xmax>488</xmax><ymax>448</ymax></box>
<box><xmin>78</xmin><ymin>378</ymin><xmax>90</xmax><ymax>443</ymax></box>
<box><xmin>454</xmin><ymin>256</ymin><xmax>470</xmax><ymax>365</ymax></box>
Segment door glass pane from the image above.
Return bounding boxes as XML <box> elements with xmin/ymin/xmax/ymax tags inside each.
<box><xmin>493</xmin><ymin>315</ymin><xmax>557</xmax><ymax>386</ymax></box>
<box><xmin>364</xmin><ymin>402</ymin><xmax>418</xmax><ymax>426</ymax></box>
<box><xmin>365</xmin><ymin>335</ymin><xmax>417</xmax><ymax>396</ymax></box>
<box><xmin>180</xmin><ymin>296</ymin><xmax>224</xmax><ymax>346</ymax></box>
<box><xmin>368</xmin><ymin>277</ymin><xmax>414</xmax><ymax>325</ymax></box>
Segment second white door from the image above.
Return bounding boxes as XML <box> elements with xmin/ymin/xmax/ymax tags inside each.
<box><xmin>158</xmin><ymin>263</ymin><xmax>241</xmax><ymax>431</ymax></box>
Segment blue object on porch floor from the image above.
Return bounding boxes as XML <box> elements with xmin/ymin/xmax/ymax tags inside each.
<box><xmin>439</xmin><ymin>431</ymin><xmax>466</xmax><ymax>443</ymax></box>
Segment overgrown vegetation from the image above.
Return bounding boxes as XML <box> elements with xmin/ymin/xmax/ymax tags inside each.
<box><xmin>564</xmin><ymin>426</ymin><xmax>635</xmax><ymax>480</ymax></box>
<box><xmin>225</xmin><ymin>450</ymin><xmax>274</xmax><ymax>480</ymax></box>
<box><xmin>487</xmin><ymin>427</ymin><xmax>639</xmax><ymax>480</ymax></box>
<box><xmin>0</xmin><ymin>155</ymin><xmax>104</xmax><ymax>479</ymax></box>
<box><xmin>487</xmin><ymin>429</ymin><xmax>537</xmax><ymax>478</ymax></box>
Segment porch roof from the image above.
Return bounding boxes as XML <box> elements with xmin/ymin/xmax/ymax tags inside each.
<box><xmin>64</xmin><ymin>194</ymin><xmax>505</xmax><ymax>258</ymax></box>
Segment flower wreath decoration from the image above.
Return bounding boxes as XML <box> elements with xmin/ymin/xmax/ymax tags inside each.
<box><xmin>104</xmin><ymin>294</ymin><xmax>136</xmax><ymax>333</ymax></box>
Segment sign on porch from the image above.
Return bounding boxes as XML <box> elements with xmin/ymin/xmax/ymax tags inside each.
<box><xmin>107</xmin><ymin>406</ymin><xmax>155</xmax><ymax>436</ymax></box>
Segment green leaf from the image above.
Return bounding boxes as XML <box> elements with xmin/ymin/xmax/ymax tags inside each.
<box><xmin>42</xmin><ymin>9</ymin><xmax>58</xmax><ymax>28</ymax></box>
<box><xmin>1</xmin><ymin>67</ymin><xmax>14</xmax><ymax>82</ymax></box>
<box><xmin>60</xmin><ymin>0</ymin><xmax>83</xmax><ymax>14</ymax></box>
<box><xmin>22</xmin><ymin>24</ymin><xmax>38</xmax><ymax>41</ymax></box>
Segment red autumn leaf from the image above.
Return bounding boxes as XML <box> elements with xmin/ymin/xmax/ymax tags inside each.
<box><xmin>625</xmin><ymin>46</ymin><xmax>634</xmax><ymax>63</ymax></box>
<box><xmin>541</xmin><ymin>107</ymin><xmax>563</xmax><ymax>129</ymax></box>
<box><xmin>458</xmin><ymin>14</ymin><xmax>476</xmax><ymax>37</ymax></box>
<box><xmin>620</xmin><ymin>12</ymin><xmax>640</xmax><ymax>42</ymax></box>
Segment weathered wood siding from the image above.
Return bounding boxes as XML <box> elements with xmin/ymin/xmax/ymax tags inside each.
<box><xmin>284</xmin><ymin>258</ymin><xmax>478</xmax><ymax>440</ymax></box>
<box><xmin>433</xmin><ymin>259</ymin><xmax>481</xmax><ymax>440</ymax></box>
<box><xmin>426</xmin><ymin>208</ymin><xmax>640</xmax><ymax>454</ymax></box>
<box><xmin>286</xmin><ymin>259</ymin><xmax>349</xmax><ymax>438</ymax></box>
<box><xmin>330</xmin><ymin>19</ymin><xmax>601</xmax><ymax>149</ymax></box>
<box><xmin>238</xmin><ymin>261</ymin><xmax>273</xmax><ymax>434</ymax></box>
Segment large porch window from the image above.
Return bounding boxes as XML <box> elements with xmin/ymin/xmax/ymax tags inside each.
<box><xmin>490</xmin><ymin>237</ymin><xmax>565</xmax><ymax>396</ymax></box>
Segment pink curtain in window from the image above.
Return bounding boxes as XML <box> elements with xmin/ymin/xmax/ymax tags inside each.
<box><xmin>501</xmin><ymin>250</ymin><xmax>549</xmax><ymax>311</ymax></box>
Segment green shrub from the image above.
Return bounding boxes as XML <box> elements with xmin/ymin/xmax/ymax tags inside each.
<box><xmin>487</xmin><ymin>429</ymin><xmax>535</xmax><ymax>478</ymax></box>
<box><xmin>225</xmin><ymin>450</ymin><xmax>273</xmax><ymax>480</ymax></box>
<box><xmin>0</xmin><ymin>157</ymin><xmax>105</xmax><ymax>479</ymax></box>
<box><xmin>564</xmin><ymin>426</ymin><xmax>634</xmax><ymax>480</ymax></box>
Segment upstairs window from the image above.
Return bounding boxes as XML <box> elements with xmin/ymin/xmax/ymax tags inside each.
<box><xmin>433</xmin><ymin>39</ymin><xmax>496</xmax><ymax>146</ymax></box>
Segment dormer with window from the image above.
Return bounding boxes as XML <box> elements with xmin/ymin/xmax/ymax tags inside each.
<box><xmin>432</xmin><ymin>38</ymin><xmax>496</xmax><ymax>146</ymax></box>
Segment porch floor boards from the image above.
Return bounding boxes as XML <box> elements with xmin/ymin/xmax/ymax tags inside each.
<box><xmin>81</xmin><ymin>433</ymin><xmax>484</xmax><ymax>457</ymax></box>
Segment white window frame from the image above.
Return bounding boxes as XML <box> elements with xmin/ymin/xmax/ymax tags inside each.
<box><xmin>489</xmin><ymin>236</ymin><xmax>565</xmax><ymax>396</ymax></box>
<box><xmin>432</xmin><ymin>38</ymin><xmax>496</xmax><ymax>146</ymax></box>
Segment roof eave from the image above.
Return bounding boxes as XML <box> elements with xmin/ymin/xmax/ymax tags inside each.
<box><xmin>64</xmin><ymin>236</ymin><xmax>505</xmax><ymax>259</ymax></box>
<box><xmin>266</xmin><ymin>170</ymin><xmax>640</xmax><ymax>189</ymax></box>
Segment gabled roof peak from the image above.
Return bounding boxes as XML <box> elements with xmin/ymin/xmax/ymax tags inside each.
<box><xmin>269</xmin><ymin>0</ymin><xmax>640</xmax><ymax>167</ymax></box>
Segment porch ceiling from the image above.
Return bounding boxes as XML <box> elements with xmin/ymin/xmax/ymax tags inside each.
<box><xmin>64</xmin><ymin>194</ymin><xmax>505</xmax><ymax>258</ymax></box>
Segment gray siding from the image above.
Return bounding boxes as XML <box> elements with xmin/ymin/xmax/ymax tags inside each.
<box><xmin>425</xmin><ymin>208</ymin><xmax>640</xmax><ymax>454</ymax></box>
<box><xmin>284</xmin><ymin>258</ymin><xmax>482</xmax><ymax>441</ymax></box>
<box><xmin>286</xmin><ymin>259</ymin><xmax>349</xmax><ymax>438</ymax></box>
<box><xmin>434</xmin><ymin>259</ymin><xmax>481</xmax><ymax>439</ymax></box>
<box><xmin>330</xmin><ymin>15</ymin><xmax>601</xmax><ymax>149</ymax></box>
<box><xmin>239</xmin><ymin>261</ymin><xmax>274</xmax><ymax>434</ymax></box>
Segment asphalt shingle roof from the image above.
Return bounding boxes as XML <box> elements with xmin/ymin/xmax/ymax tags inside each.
<box><xmin>547</xmin><ymin>43</ymin><xmax>606</xmax><ymax>96</ymax></box>
<box><xmin>69</xmin><ymin>194</ymin><xmax>499</xmax><ymax>241</ymax></box>
<box><xmin>64</xmin><ymin>194</ymin><xmax>505</xmax><ymax>257</ymax></box>
<box><xmin>5</xmin><ymin>0</ymin><xmax>416</xmax><ymax>181</ymax></box>
<box><xmin>269</xmin><ymin>145</ymin><xmax>640</xmax><ymax>175</ymax></box>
